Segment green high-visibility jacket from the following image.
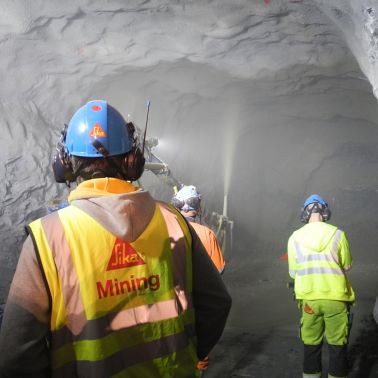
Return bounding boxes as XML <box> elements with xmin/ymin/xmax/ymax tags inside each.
<box><xmin>287</xmin><ymin>222</ymin><xmax>355</xmax><ymax>302</ymax></box>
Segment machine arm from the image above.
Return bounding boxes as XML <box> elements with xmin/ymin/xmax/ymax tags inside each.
<box><xmin>142</xmin><ymin>133</ymin><xmax>234</xmax><ymax>259</ymax></box>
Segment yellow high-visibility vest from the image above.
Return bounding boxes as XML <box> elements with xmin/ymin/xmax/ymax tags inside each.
<box><xmin>28</xmin><ymin>202</ymin><xmax>199</xmax><ymax>378</ymax></box>
<box><xmin>288</xmin><ymin>222</ymin><xmax>355</xmax><ymax>302</ymax></box>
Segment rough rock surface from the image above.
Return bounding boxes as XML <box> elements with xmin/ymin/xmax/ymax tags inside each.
<box><xmin>1</xmin><ymin>1</ymin><xmax>378</xmax><ymax>375</ymax></box>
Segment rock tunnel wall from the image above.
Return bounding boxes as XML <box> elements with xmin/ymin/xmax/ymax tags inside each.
<box><xmin>1</xmin><ymin>0</ymin><xmax>378</xmax><ymax>307</ymax></box>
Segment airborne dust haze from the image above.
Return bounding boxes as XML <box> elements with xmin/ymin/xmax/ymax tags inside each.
<box><xmin>1</xmin><ymin>1</ymin><xmax>378</xmax><ymax>376</ymax></box>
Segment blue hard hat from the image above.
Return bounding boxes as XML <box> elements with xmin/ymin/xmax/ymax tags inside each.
<box><xmin>65</xmin><ymin>100</ymin><xmax>132</xmax><ymax>157</ymax></box>
<box><xmin>303</xmin><ymin>194</ymin><xmax>328</xmax><ymax>209</ymax></box>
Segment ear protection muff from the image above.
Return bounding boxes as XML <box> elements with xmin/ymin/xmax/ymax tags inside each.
<box><xmin>123</xmin><ymin>145</ymin><xmax>145</xmax><ymax>182</ymax></box>
<box><xmin>122</xmin><ymin>122</ymin><xmax>145</xmax><ymax>182</ymax></box>
<box><xmin>52</xmin><ymin>124</ymin><xmax>75</xmax><ymax>184</ymax></box>
<box><xmin>322</xmin><ymin>206</ymin><xmax>331</xmax><ymax>222</ymax></box>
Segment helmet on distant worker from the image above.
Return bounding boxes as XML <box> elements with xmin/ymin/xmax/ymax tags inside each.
<box><xmin>300</xmin><ymin>194</ymin><xmax>331</xmax><ymax>223</ymax></box>
<box><xmin>52</xmin><ymin>100</ymin><xmax>145</xmax><ymax>184</ymax></box>
<box><xmin>171</xmin><ymin>185</ymin><xmax>201</xmax><ymax>213</ymax></box>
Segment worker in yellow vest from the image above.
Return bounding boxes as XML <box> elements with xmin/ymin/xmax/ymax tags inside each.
<box><xmin>0</xmin><ymin>100</ymin><xmax>232</xmax><ymax>378</ymax></box>
<box><xmin>287</xmin><ymin>194</ymin><xmax>355</xmax><ymax>378</ymax></box>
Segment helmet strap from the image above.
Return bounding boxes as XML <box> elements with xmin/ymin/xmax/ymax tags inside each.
<box><xmin>300</xmin><ymin>202</ymin><xmax>328</xmax><ymax>223</ymax></box>
<box><xmin>92</xmin><ymin>139</ymin><xmax>109</xmax><ymax>157</ymax></box>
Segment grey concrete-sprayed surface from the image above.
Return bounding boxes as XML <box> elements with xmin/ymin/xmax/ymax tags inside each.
<box><xmin>1</xmin><ymin>1</ymin><xmax>378</xmax><ymax>376</ymax></box>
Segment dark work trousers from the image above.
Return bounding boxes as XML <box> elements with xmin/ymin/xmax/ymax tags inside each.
<box><xmin>304</xmin><ymin>343</ymin><xmax>348</xmax><ymax>377</ymax></box>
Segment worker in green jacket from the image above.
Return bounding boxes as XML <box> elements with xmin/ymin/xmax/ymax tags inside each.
<box><xmin>287</xmin><ymin>194</ymin><xmax>355</xmax><ymax>378</ymax></box>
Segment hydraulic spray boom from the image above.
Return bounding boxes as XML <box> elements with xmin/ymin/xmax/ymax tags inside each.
<box><xmin>142</xmin><ymin>136</ymin><xmax>183</xmax><ymax>193</ymax></box>
<box><xmin>141</xmin><ymin>129</ymin><xmax>234</xmax><ymax>260</ymax></box>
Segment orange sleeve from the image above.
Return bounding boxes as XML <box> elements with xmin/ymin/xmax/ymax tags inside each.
<box><xmin>207</xmin><ymin>229</ymin><xmax>225</xmax><ymax>273</ymax></box>
<box><xmin>191</xmin><ymin>222</ymin><xmax>225</xmax><ymax>273</ymax></box>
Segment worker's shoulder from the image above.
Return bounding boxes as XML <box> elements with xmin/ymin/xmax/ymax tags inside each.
<box><xmin>303</xmin><ymin>221</ymin><xmax>340</xmax><ymax>232</ymax></box>
<box><xmin>190</xmin><ymin>221</ymin><xmax>214</xmax><ymax>235</ymax></box>
<box><xmin>288</xmin><ymin>225</ymin><xmax>306</xmax><ymax>239</ymax></box>
<box><xmin>156</xmin><ymin>201</ymin><xmax>194</xmax><ymax>236</ymax></box>
<box><xmin>302</xmin><ymin>222</ymin><xmax>347</xmax><ymax>241</ymax></box>
<box><xmin>155</xmin><ymin>200</ymin><xmax>179</xmax><ymax>214</ymax></box>
<box><xmin>319</xmin><ymin>221</ymin><xmax>345</xmax><ymax>235</ymax></box>
<box><xmin>28</xmin><ymin>206</ymin><xmax>64</xmax><ymax>228</ymax></box>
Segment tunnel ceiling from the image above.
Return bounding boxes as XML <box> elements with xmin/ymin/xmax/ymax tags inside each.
<box><xmin>0</xmin><ymin>1</ymin><xmax>376</xmax><ymax>101</ymax></box>
<box><xmin>2</xmin><ymin>0</ymin><xmax>378</xmax><ymax>301</ymax></box>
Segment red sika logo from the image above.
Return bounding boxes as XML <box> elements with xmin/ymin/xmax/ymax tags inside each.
<box><xmin>92</xmin><ymin>105</ymin><xmax>102</xmax><ymax>112</ymax></box>
<box><xmin>89</xmin><ymin>122</ymin><xmax>106</xmax><ymax>138</ymax></box>
<box><xmin>107</xmin><ymin>239</ymin><xmax>145</xmax><ymax>271</ymax></box>
<box><xmin>304</xmin><ymin>303</ymin><xmax>315</xmax><ymax>315</ymax></box>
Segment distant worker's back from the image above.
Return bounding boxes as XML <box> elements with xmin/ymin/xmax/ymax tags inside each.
<box><xmin>190</xmin><ymin>221</ymin><xmax>225</xmax><ymax>274</ymax></box>
<box><xmin>171</xmin><ymin>185</ymin><xmax>226</xmax><ymax>274</ymax></box>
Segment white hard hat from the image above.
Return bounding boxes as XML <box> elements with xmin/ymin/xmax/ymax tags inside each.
<box><xmin>172</xmin><ymin>185</ymin><xmax>201</xmax><ymax>212</ymax></box>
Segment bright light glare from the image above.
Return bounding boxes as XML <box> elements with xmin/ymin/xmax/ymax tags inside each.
<box><xmin>79</xmin><ymin>122</ymin><xmax>87</xmax><ymax>133</ymax></box>
<box><xmin>155</xmin><ymin>138</ymin><xmax>166</xmax><ymax>149</ymax></box>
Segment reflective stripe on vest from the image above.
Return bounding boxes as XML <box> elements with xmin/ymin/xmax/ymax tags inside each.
<box><xmin>292</xmin><ymin>230</ymin><xmax>344</xmax><ymax>277</ymax></box>
<box><xmin>294</xmin><ymin>230</ymin><xmax>342</xmax><ymax>265</ymax></box>
<box><xmin>29</xmin><ymin>202</ymin><xmax>199</xmax><ymax>377</ymax></box>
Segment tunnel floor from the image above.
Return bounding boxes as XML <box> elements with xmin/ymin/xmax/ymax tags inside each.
<box><xmin>203</xmin><ymin>296</ymin><xmax>378</xmax><ymax>378</ymax></box>
<box><xmin>1</xmin><ymin>289</ymin><xmax>377</xmax><ymax>377</ymax></box>
<box><xmin>203</xmin><ymin>280</ymin><xmax>378</xmax><ymax>378</ymax></box>
<box><xmin>204</xmin><ymin>320</ymin><xmax>378</xmax><ymax>378</ymax></box>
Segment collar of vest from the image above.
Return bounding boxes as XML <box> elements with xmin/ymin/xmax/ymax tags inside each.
<box><xmin>68</xmin><ymin>178</ymin><xmax>139</xmax><ymax>203</ymax></box>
